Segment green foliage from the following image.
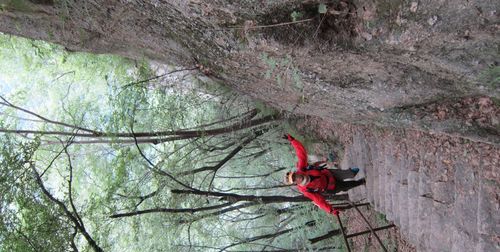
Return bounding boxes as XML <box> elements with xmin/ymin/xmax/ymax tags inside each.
<box><xmin>375</xmin><ymin>212</ymin><xmax>389</xmax><ymax>226</ymax></box>
<box><xmin>491</xmin><ymin>97</ymin><xmax>500</xmax><ymax>107</ymax></box>
<box><xmin>479</xmin><ymin>66</ymin><xmax>500</xmax><ymax>88</ymax></box>
<box><xmin>0</xmin><ymin>137</ymin><xmax>73</xmax><ymax>252</ymax></box>
<box><xmin>318</xmin><ymin>3</ymin><xmax>328</xmax><ymax>14</ymax></box>
<box><xmin>0</xmin><ymin>0</ymin><xmax>32</xmax><ymax>12</ymax></box>
<box><xmin>260</xmin><ymin>53</ymin><xmax>303</xmax><ymax>91</ymax></box>
<box><xmin>290</xmin><ymin>11</ymin><xmax>303</xmax><ymax>22</ymax></box>
<box><xmin>0</xmin><ymin>34</ymin><xmax>343</xmax><ymax>251</ymax></box>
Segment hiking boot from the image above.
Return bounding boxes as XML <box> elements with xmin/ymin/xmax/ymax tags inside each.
<box><xmin>350</xmin><ymin>167</ymin><xmax>360</xmax><ymax>175</ymax></box>
<box><xmin>351</xmin><ymin>167</ymin><xmax>366</xmax><ymax>180</ymax></box>
<box><xmin>358</xmin><ymin>178</ymin><xmax>366</xmax><ymax>185</ymax></box>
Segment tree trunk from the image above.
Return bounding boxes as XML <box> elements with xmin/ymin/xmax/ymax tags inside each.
<box><xmin>170</xmin><ymin>189</ymin><xmax>348</xmax><ymax>203</ymax></box>
<box><xmin>109</xmin><ymin>202</ymin><xmax>234</xmax><ymax>218</ymax></box>
<box><xmin>1</xmin><ymin>0</ymin><xmax>498</xmax><ymax>143</ymax></box>
<box><xmin>1</xmin><ymin>114</ymin><xmax>279</xmax><ymax>144</ymax></box>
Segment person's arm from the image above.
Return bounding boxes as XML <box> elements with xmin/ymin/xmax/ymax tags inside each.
<box><xmin>285</xmin><ymin>134</ymin><xmax>308</xmax><ymax>171</ymax></box>
<box><xmin>301</xmin><ymin>189</ymin><xmax>339</xmax><ymax>216</ymax></box>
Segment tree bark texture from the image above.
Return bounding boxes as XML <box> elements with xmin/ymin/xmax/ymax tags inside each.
<box><xmin>1</xmin><ymin>0</ymin><xmax>498</xmax><ymax>143</ymax></box>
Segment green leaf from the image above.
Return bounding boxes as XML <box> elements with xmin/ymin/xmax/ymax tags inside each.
<box><xmin>290</xmin><ymin>11</ymin><xmax>303</xmax><ymax>22</ymax></box>
<box><xmin>318</xmin><ymin>4</ymin><xmax>327</xmax><ymax>14</ymax></box>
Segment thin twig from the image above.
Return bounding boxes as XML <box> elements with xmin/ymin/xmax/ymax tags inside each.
<box><xmin>120</xmin><ymin>67</ymin><xmax>198</xmax><ymax>90</ymax></box>
<box><xmin>226</xmin><ymin>18</ymin><xmax>314</xmax><ymax>30</ymax></box>
<box><xmin>129</xmin><ymin>123</ymin><xmax>196</xmax><ymax>191</ymax></box>
<box><xmin>40</xmin><ymin>135</ymin><xmax>75</xmax><ymax>177</ymax></box>
<box><xmin>0</xmin><ymin>95</ymin><xmax>99</xmax><ymax>135</ymax></box>
<box><xmin>64</xmin><ymin>145</ymin><xmax>85</xmax><ymax>229</ymax></box>
<box><xmin>32</xmin><ymin>166</ymin><xmax>104</xmax><ymax>252</ymax></box>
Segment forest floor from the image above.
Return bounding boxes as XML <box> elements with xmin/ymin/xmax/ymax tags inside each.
<box><xmin>296</xmin><ymin>116</ymin><xmax>499</xmax><ymax>251</ymax></box>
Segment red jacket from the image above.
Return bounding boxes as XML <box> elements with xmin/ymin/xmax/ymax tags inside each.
<box><xmin>287</xmin><ymin>135</ymin><xmax>337</xmax><ymax>214</ymax></box>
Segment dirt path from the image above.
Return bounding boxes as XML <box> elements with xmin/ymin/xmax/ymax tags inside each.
<box><xmin>301</xmin><ymin>117</ymin><xmax>499</xmax><ymax>251</ymax></box>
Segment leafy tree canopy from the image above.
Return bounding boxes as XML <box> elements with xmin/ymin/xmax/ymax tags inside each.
<box><xmin>0</xmin><ymin>34</ymin><xmax>343</xmax><ymax>251</ymax></box>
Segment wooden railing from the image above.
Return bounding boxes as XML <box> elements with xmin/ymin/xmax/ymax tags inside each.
<box><xmin>311</xmin><ymin>200</ymin><xmax>396</xmax><ymax>251</ymax></box>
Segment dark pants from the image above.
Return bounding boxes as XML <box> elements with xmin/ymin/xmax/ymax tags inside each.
<box><xmin>326</xmin><ymin>169</ymin><xmax>365</xmax><ymax>194</ymax></box>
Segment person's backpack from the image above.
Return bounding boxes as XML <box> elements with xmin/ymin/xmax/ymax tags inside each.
<box><xmin>305</xmin><ymin>163</ymin><xmax>327</xmax><ymax>171</ymax></box>
<box><xmin>304</xmin><ymin>163</ymin><xmax>328</xmax><ymax>193</ymax></box>
<box><xmin>305</xmin><ymin>174</ymin><xmax>325</xmax><ymax>193</ymax></box>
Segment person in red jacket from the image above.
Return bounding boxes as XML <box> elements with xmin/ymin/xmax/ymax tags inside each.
<box><xmin>284</xmin><ymin>134</ymin><xmax>365</xmax><ymax>216</ymax></box>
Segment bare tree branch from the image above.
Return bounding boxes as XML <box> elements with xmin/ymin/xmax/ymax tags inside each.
<box><xmin>184</xmin><ymin>108</ymin><xmax>258</xmax><ymax>131</ymax></box>
<box><xmin>215</xmin><ymin>167</ymin><xmax>287</xmax><ymax>180</ymax></box>
<box><xmin>0</xmin><ymin>95</ymin><xmax>98</xmax><ymax>134</ymax></box>
<box><xmin>40</xmin><ymin>136</ymin><xmax>75</xmax><ymax>177</ymax></box>
<box><xmin>31</xmin><ymin>166</ymin><xmax>104</xmax><ymax>252</ymax></box>
<box><xmin>181</xmin><ymin>202</ymin><xmax>257</xmax><ymax>224</ymax></box>
<box><xmin>206</xmin><ymin>127</ymin><xmax>274</xmax><ymax>191</ymax></box>
<box><xmin>119</xmin><ymin>67</ymin><xmax>198</xmax><ymax>90</ymax></box>
<box><xmin>220</xmin><ymin>221</ymin><xmax>316</xmax><ymax>251</ymax></box>
<box><xmin>70</xmin><ymin>227</ymin><xmax>79</xmax><ymax>252</ymax></box>
<box><xmin>109</xmin><ymin>202</ymin><xmax>234</xmax><ymax>218</ymax></box>
<box><xmin>0</xmin><ymin>115</ymin><xmax>280</xmax><ymax>145</ymax></box>
<box><xmin>213</xmin><ymin>184</ymin><xmax>291</xmax><ymax>192</ymax></box>
<box><xmin>15</xmin><ymin>228</ymin><xmax>38</xmax><ymax>251</ymax></box>
<box><xmin>179</xmin><ymin>129</ymin><xmax>266</xmax><ymax>176</ymax></box>
<box><xmin>64</xmin><ymin>146</ymin><xmax>85</xmax><ymax>229</ymax></box>
<box><xmin>129</xmin><ymin>124</ymin><xmax>196</xmax><ymax>191</ymax></box>
<box><xmin>115</xmin><ymin>186</ymin><xmax>164</xmax><ymax>208</ymax></box>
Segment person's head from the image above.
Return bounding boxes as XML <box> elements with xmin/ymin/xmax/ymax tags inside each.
<box><xmin>285</xmin><ymin>171</ymin><xmax>308</xmax><ymax>185</ymax></box>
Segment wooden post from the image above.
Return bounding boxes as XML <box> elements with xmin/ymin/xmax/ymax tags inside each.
<box><xmin>346</xmin><ymin>224</ymin><xmax>396</xmax><ymax>238</ymax></box>
<box><xmin>336</xmin><ymin>214</ymin><xmax>351</xmax><ymax>252</ymax></box>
